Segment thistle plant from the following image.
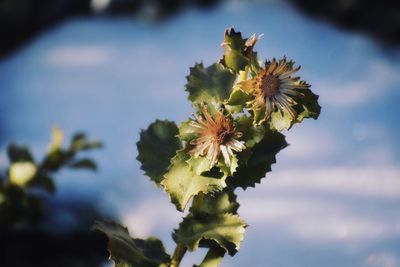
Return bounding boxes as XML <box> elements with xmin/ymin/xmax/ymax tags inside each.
<box><xmin>94</xmin><ymin>28</ymin><xmax>321</xmax><ymax>267</ymax></box>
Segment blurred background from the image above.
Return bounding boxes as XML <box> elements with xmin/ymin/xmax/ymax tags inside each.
<box><xmin>1</xmin><ymin>0</ymin><xmax>400</xmax><ymax>266</ymax></box>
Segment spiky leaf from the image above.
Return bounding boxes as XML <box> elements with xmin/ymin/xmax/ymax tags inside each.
<box><xmin>190</xmin><ymin>190</ymin><xmax>239</xmax><ymax>217</ymax></box>
<box><xmin>235</xmin><ymin>115</ymin><xmax>265</xmax><ymax>148</ymax></box>
<box><xmin>269</xmin><ymin>109</ymin><xmax>293</xmax><ymax>132</ymax></box>
<box><xmin>137</xmin><ymin>120</ymin><xmax>181</xmax><ymax>186</ymax></box>
<box><xmin>228</xmin><ymin>129</ymin><xmax>288</xmax><ymax>189</ymax></box>
<box><xmin>220</xmin><ymin>27</ymin><xmax>259</xmax><ymax>73</ymax></box>
<box><xmin>220</xmin><ymin>28</ymin><xmax>249</xmax><ymax>72</ymax></box>
<box><xmin>173</xmin><ymin>213</ymin><xmax>246</xmax><ymax>256</ymax></box>
<box><xmin>161</xmin><ymin>151</ymin><xmax>226</xmax><ymax>211</ymax></box>
<box><xmin>68</xmin><ymin>158</ymin><xmax>97</xmax><ymax>171</ymax></box>
<box><xmin>92</xmin><ymin>221</ymin><xmax>170</xmax><ymax>267</ymax></box>
<box><xmin>185</xmin><ymin>63</ymin><xmax>236</xmax><ymax>106</ymax></box>
<box><xmin>294</xmin><ymin>89</ymin><xmax>321</xmax><ymax>122</ymax></box>
<box><xmin>266</xmin><ymin>89</ymin><xmax>321</xmax><ymax>131</ymax></box>
<box><xmin>225</xmin><ymin>88</ymin><xmax>252</xmax><ymax>113</ymax></box>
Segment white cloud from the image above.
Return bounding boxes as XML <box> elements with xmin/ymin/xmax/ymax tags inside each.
<box><xmin>121</xmin><ymin>196</ymin><xmax>181</xmax><ymax>237</ymax></box>
<box><xmin>266</xmin><ymin>166</ymin><xmax>400</xmax><ymax>198</ymax></box>
<box><xmin>120</xmin><ymin>165</ymin><xmax>400</xmax><ymax>244</ymax></box>
<box><xmin>317</xmin><ymin>61</ymin><xmax>400</xmax><ymax>107</ymax></box>
<box><xmin>367</xmin><ymin>252</ymin><xmax>399</xmax><ymax>267</ymax></box>
<box><xmin>283</xmin><ymin>126</ymin><xmax>338</xmax><ymax>160</ymax></box>
<box><xmin>238</xmin><ymin>165</ymin><xmax>400</xmax><ymax>242</ymax></box>
<box><xmin>46</xmin><ymin>46</ymin><xmax>112</xmax><ymax>67</ymax></box>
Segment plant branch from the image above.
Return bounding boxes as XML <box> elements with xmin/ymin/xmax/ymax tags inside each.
<box><xmin>171</xmin><ymin>243</ymin><xmax>187</xmax><ymax>267</ymax></box>
<box><xmin>196</xmin><ymin>244</ymin><xmax>226</xmax><ymax>267</ymax></box>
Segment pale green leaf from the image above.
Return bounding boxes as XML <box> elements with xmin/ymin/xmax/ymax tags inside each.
<box><xmin>161</xmin><ymin>151</ymin><xmax>226</xmax><ymax>212</ymax></box>
<box><xmin>225</xmin><ymin>88</ymin><xmax>252</xmax><ymax>114</ymax></box>
<box><xmin>173</xmin><ymin>213</ymin><xmax>246</xmax><ymax>256</ymax></box>
<box><xmin>269</xmin><ymin>109</ymin><xmax>293</xmax><ymax>132</ymax></box>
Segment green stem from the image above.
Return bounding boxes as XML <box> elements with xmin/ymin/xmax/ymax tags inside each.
<box><xmin>170</xmin><ymin>243</ymin><xmax>187</xmax><ymax>267</ymax></box>
<box><xmin>197</xmin><ymin>245</ymin><xmax>226</xmax><ymax>267</ymax></box>
<box><xmin>238</xmin><ymin>66</ymin><xmax>249</xmax><ymax>82</ymax></box>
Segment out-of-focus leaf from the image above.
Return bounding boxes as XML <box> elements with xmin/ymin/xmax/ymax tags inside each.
<box><xmin>70</xmin><ymin>132</ymin><xmax>103</xmax><ymax>152</ymax></box>
<box><xmin>41</xmin><ymin>150</ymin><xmax>72</xmax><ymax>171</ymax></box>
<box><xmin>228</xmin><ymin>129</ymin><xmax>288</xmax><ymax>189</ymax></box>
<box><xmin>92</xmin><ymin>220</ymin><xmax>170</xmax><ymax>267</ymax></box>
<box><xmin>185</xmin><ymin>63</ymin><xmax>236</xmax><ymax>106</ymax></box>
<box><xmin>68</xmin><ymin>158</ymin><xmax>97</xmax><ymax>171</ymax></box>
<box><xmin>7</xmin><ymin>143</ymin><xmax>34</xmax><ymax>163</ymax></box>
<box><xmin>27</xmin><ymin>172</ymin><xmax>56</xmax><ymax>193</ymax></box>
<box><xmin>137</xmin><ymin>120</ymin><xmax>181</xmax><ymax>186</ymax></box>
<box><xmin>161</xmin><ymin>151</ymin><xmax>226</xmax><ymax>212</ymax></box>
<box><xmin>9</xmin><ymin>162</ymin><xmax>37</xmax><ymax>186</ymax></box>
<box><xmin>47</xmin><ymin>125</ymin><xmax>64</xmax><ymax>153</ymax></box>
<box><xmin>173</xmin><ymin>213</ymin><xmax>246</xmax><ymax>256</ymax></box>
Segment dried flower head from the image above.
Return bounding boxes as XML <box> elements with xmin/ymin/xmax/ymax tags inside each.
<box><xmin>189</xmin><ymin>105</ymin><xmax>245</xmax><ymax>168</ymax></box>
<box><xmin>239</xmin><ymin>58</ymin><xmax>310</xmax><ymax>123</ymax></box>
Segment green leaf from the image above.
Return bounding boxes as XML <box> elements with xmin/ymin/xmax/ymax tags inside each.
<box><xmin>92</xmin><ymin>220</ymin><xmax>170</xmax><ymax>267</ymax></box>
<box><xmin>187</xmin><ymin>156</ymin><xmax>213</xmax><ymax>176</ymax></box>
<box><xmin>266</xmin><ymin>89</ymin><xmax>321</xmax><ymax>131</ymax></box>
<box><xmin>7</xmin><ymin>143</ymin><xmax>34</xmax><ymax>163</ymax></box>
<box><xmin>173</xmin><ymin>213</ymin><xmax>246</xmax><ymax>256</ymax></box>
<box><xmin>185</xmin><ymin>63</ymin><xmax>236</xmax><ymax>106</ymax></box>
<box><xmin>195</xmin><ymin>243</ymin><xmax>226</xmax><ymax>267</ymax></box>
<box><xmin>68</xmin><ymin>158</ymin><xmax>97</xmax><ymax>171</ymax></box>
<box><xmin>220</xmin><ymin>28</ymin><xmax>260</xmax><ymax>73</ymax></box>
<box><xmin>161</xmin><ymin>151</ymin><xmax>226</xmax><ymax>212</ymax></box>
<box><xmin>137</xmin><ymin>120</ymin><xmax>181</xmax><ymax>186</ymax></box>
<box><xmin>294</xmin><ymin>89</ymin><xmax>321</xmax><ymax>122</ymax></box>
<box><xmin>228</xmin><ymin>129</ymin><xmax>288</xmax><ymax>189</ymax></box>
<box><xmin>269</xmin><ymin>109</ymin><xmax>293</xmax><ymax>132</ymax></box>
<box><xmin>190</xmin><ymin>190</ymin><xmax>239</xmax><ymax>217</ymax></box>
<box><xmin>235</xmin><ymin>115</ymin><xmax>265</xmax><ymax>148</ymax></box>
<box><xmin>178</xmin><ymin>121</ymin><xmax>197</xmax><ymax>142</ymax></box>
<box><xmin>220</xmin><ymin>28</ymin><xmax>249</xmax><ymax>72</ymax></box>
<box><xmin>225</xmin><ymin>88</ymin><xmax>252</xmax><ymax>114</ymax></box>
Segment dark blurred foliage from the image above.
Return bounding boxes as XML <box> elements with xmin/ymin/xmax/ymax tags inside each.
<box><xmin>0</xmin><ymin>0</ymin><xmax>220</xmax><ymax>58</ymax></box>
<box><xmin>1</xmin><ymin>0</ymin><xmax>400</xmax><ymax>59</ymax></box>
<box><xmin>290</xmin><ymin>0</ymin><xmax>400</xmax><ymax>46</ymax></box>
<box><xmin>0</xmin><ymin>130</ymin><xmax>109</xmax><ymax>267</ymax></box>
<box><xmin>0</xmin><ymin>203</ymin><xmax>108</xmax><ymax>267</ymax></box>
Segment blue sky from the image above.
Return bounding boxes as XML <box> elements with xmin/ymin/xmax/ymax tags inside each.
<box><xmin>0</xmin><ymin>1</ymin><xmax>399</xmax><ymax>266</ymax></box>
